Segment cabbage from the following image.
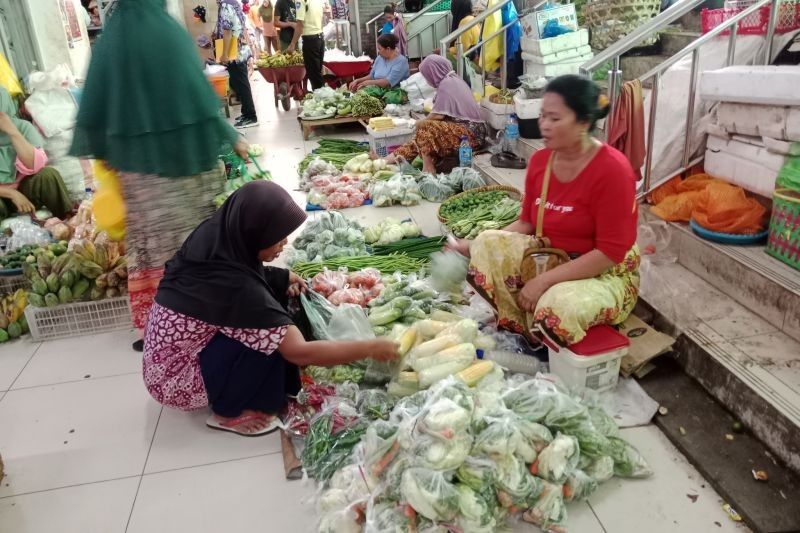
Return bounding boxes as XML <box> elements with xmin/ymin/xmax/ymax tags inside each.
<box><xmin>455</xmin><ymin>484</ymin><xmax>496</xmax><ymax>533</ymax></box>
<box><xmin>400</xmin><ymin>468</ymin><xmax>460</xmax><ymax>522</ymax></box>
<box><xmin>401</xmin><ymin>221</ymin><xmax>421</xmax><ymax>237</ymax></box>
<box><xmin>364</xmin><ymin>225</ymin><xmax>382</xmax><ymax>244</ymax></box>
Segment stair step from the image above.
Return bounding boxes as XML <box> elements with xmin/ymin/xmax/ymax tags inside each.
<box><xmin>668</xmin><ymin>217</ymin><xmax>800</xmax><ymax>342</ymax></box>
<box><xmin>473</xmin><ymin>152</ymin><xmax>527</xmax><ymax>190</ymax></box>
<box><xmin>659</xmin><ymin>27</ymin><xmax>702</xmax><ymax>56</ymax></box>
<box><xmin>638</xmin><ymin>246</ymin><xmax>800</xmax><ymax>475</ymax></box>
<box><xmin>639</xmin><ymin>358</ymin><xmax>800</xmax><ymax>533</ymax></box>
<box><xmin>619</xmin><ymin>54</ymin><xmax>671</xmax><ymax>81</ymax></box>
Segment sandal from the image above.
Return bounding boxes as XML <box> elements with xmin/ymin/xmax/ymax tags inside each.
<box><xmin>491</xmin><ymin>152</ymin><xmax>527</xmax><ymax>170</ymax></box>
<box><xmin>205</xmin><ymin>413</ymin><xmax>282</xmax><ymax>437</ymax></box>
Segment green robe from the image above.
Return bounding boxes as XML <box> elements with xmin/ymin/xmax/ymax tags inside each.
<box><xmin>70</xmin><ymin>0</ymin><xmax>239</xmax><ymax>177</ymax></box>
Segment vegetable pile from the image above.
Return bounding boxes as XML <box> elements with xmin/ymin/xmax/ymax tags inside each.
<box><xmin>366</xmin><ymin>274</ymin><xmax>456</xmax><ymax>336</ymax></box>
<box><xmin>256</xmin><ymin>51</ymin><xmax>304</xmax><ymax>68</ymax></box>
<box><xmin>343</xmin><ymin>153</ymin><xmax>392</xmax><ymax>176</ymax></box>
<box><xmin>351</xmin><ymin>92</ymin><xmax>385</xmax><ymax>117</ymax></box>
<box><xmin>309</xmin><ymin>267</ymin><xmax>384</xmax><ymax>307</ymax></box>
<box><xmin>440</xmin><ymin>190</ymin><xmax>522</xmax><ymax>239</ymax></box>
<box><xmin>370</xmin><ymin>175</ymin><xmax>422</xmax><ymax>207</ymax></box>
<box><xmin>363</xmin><ymin>218</ymin><xmax>420</xmax><ymax>246</ymax></box>
<box><xmin>303</xmin><ymin>86</ymin><xmax>353</xmax><ymax>118</ymax></box>
<box><xmin>310</xmin><ymin>372</ymin><xmax>653</xmax><ymax>533</ymax></box>
<box><xmin>24</xmin><ymin>238</ymin><xmax>128</xmax><ymax>306</ymax></box>
<box><xmin>0</xmin><ymin>289</ymin><xmax>29</xmax><ymax>342</ymax></box>
<box><xmin>418</xmin><ymin>168</ymin><xmax>487</xmax><ymax>203</ymax></box>
<box><xmin>287</xmin><ymin>212</ymin><xmax>367</xmax><ymax>265</ymax></box>
<box><xmin>306</xmin><ymin>175</ymin><xmax>369</xmax><ymax>209</ymax></box>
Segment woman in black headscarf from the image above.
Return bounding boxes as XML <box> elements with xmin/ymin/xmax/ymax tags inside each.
<box><xmin>142</xmin><ymin>181</ymin><xmax>397</xmax><ymax>436</ymax></box>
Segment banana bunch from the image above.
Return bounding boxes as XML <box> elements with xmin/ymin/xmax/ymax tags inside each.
<box><xmin>256</xmin><ymin>51</ymin><xmax>304</xmax><ymax>69</ymax></box>
<box><xmin>72</xmin><ymin>239</ymin><xmax>128</xmax><ymax>300</ymax></box>
<box><xmin>0</xmin><ymin>289</ymin><xmax>28</xmax><ymax>340</ymax></box>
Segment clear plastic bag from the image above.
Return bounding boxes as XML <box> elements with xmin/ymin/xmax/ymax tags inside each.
<box><xmin>400</xmin><ymin>467</ymin><xmax>461</xmax><ymax>522</ymax></box>
<box><xmin>494</xmin><ymin>455</ymin><xmax>543</xmax><ymax>509</ymax></box>
<box><xmin>310</xmin><ymin>268</ymin><xmax>348</xmax><ymax>297</ymax></box>
<box><xmin>531</xmin><ymin>433</ymin><xmax>580</xmax><ymax>485</ymax></box>
<box><xmin>522</xmin><ymin>481</ymin><xmax>568</xmax><ymax>533</ymax></box>
<box><xmin>607</xmin><ymin>436</ymin><xmax>653</xmax><ymax>478</ymax></box>
<box><xmin>563</xmin><ymin>469</ymin><xmax>599</xmax><ymax>502</ymax></box>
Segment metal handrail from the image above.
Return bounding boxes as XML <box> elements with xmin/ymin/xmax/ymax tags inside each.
<box><xmin>438</xmin><ymin>0</ymin><xmax>511</xmax><ymax>51</ymax></box>
<box><xmin>581</xmin><ymin>0</ymin><xmax>781</xmax><ymax>198</ymax></box>
<box><xmin>407</xmin><ymin>11</ymin><xmax>450</xmax><ymax>40</ymax></box>
<box><xmin>366</xmin><ymin>2</ymin><xmax>452</xmax><ymax>57</ymax></box>
<box><xmin>580</xmin><ymin>0</ymin><xmax>706</xmax><ymax>75</ymax></box>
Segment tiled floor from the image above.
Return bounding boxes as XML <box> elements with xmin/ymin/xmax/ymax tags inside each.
<box><xmin>0</xmin><ymin>77</ymin><xmax>752</xmax><ymax>533</ymax></box>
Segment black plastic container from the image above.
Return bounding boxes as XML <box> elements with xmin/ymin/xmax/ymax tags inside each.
<box><xmin>519</xmin><ymin>118</ymin><xmax>541</xmax><ymax>139</ymax></box>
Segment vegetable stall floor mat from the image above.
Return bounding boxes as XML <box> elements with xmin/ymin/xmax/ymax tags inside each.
<box><xmin>640</xmin><ymin>357</ymin><xmax>800</xmax><ymax>533</ymax></box>
<box><xmin>491</xmin><ymin>152</ymin><xmax>528</xmax><ymax>170</ymax></box>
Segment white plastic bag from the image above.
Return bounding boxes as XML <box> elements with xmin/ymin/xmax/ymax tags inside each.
<box><xmin>401</xmin><ymin>72</ymin><xmax>435</xmax><ymax>102</ymax></box>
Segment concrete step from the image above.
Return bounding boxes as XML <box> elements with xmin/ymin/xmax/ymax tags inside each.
<box><xmin>620</xmin><ymin>54</ymin><xmax>672</xmax><ymax>81</ymax></box>
<box><xmin>638</xmin><ymin>209</ymin><xmax>800</xmax><ymax>475</ymax></box>
<box><xmin>639</xmin><ymin>358</ymin><xmax>800</xmax><ymax>533</ymax></box>
<box><xmin>659</xmin><ymin>27</ymin><xmax>702</xmax><ymax>56</ymax></box>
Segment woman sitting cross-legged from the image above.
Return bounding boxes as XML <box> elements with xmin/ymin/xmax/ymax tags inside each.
<box><xmin>143</xmin><ymin>181</ymin><xmax>397</xmax><ymax>436</ymax></box>
<box><xmin>348</xmin><ymin>33</ymin><xmax>409</xmax><ymax>91</ymax></box>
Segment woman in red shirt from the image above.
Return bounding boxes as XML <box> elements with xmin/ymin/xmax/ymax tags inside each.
<box><xmin>451</xmin><ymin>75</ymin><xmax>640</xmax><ymax>345</ymax></box>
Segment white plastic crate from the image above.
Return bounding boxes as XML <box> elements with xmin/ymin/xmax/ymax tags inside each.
<box><xmin>25</xmin><ymin>297</ymin><xmax>132</xmax><ymax>341</ymax></box>
<box><xmin>366</xmin><ymin>126</ymin><xmax>415</xmax><ymax>158</ymax></box>
<box><xmin>0</xmin><ymin>274</ymin><xmax>30</xmax><ymax>295</ymax></box>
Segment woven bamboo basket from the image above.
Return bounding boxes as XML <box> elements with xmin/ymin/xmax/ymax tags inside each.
<box><xmin>437</xmin><ymin>185</ymin><xmax>523</xmax><ymax>223</ymax></box>
<box><xmin>583</xmin><ymin>0</ymin><xmax>661</xmax><ymax>50</ymax></box>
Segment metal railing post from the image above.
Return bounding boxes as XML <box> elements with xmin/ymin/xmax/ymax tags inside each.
<box><xmin>682</xmin><ymin>49</ymin><xmax>700</xmax><ymax>169</ymax></box>
<box><xmin>726</xmin><ymin>24</ymin><xmax>737</xmax><ymax>66</ymax></box>
<box><xmin>764</xmin><ymin>0</ymin><xmax>779</xmax><ymax>63</ymax></box>
<box><xmin>643</xmin><ymin>71</ymin><xmax>660</xmax><ymax>195</ymax></box>
<box><xmin>501</xmin><ymin>29</ymin><xmax>508</xmax><ymax>90</ymax></box>
<box><xmin>457</xmin><ymin>39</ymin><xmax>465</xmax><ymax>77</ymax></box>
<box><xmin>605</xmin><ymin>56</ymin><xmax>622</xmax><ymax>141</ymax></box>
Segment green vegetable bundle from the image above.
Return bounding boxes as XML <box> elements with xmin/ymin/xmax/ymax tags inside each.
<box><xmin>383</xmin><ymin>88</ymin><xmax>408</xmax><ymax>105</ymax></box>
<box><xmin>361</xmin><ymin>86</ymin><xmax>386</xmax><ymax>99</ymax></box>
<box><xmin>351</xmin><ymin>92</ymin><xmax>385</xmax><ymax>117</ymax></box>
<box><xmin>440</xmin><ymin>191</ymin><xmax>521</xmax><ymax>239</ymax></box>
<box><xmin>290</xmin><ymin>253</ymin><xmax>426</xmax><ymax>278</ymax></box>
<box><xmin>312</xmin><ymin>139</ymin><xmax>369</xmax><ymax>155</ymax></box>
<box><xmin>371</xmin><ymin>236</ymin><xmax>446</xmax><ymax>260</ymax></box>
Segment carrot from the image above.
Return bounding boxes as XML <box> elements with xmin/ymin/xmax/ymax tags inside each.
<box><xmin>529</xmin><ymin>460</ymin><xmax>539</xmax><ymax>476</ymax></box>
<box><xmin>440</xmin><ymin>428</ymin><xmax>454</xmax><ymax>439</ymax></box>
<box><xmin>562</xmin><ymin>483</ymin><xmax>573</xmax><ymax>501</ymax></box>
<box><xmin>371</xmin><ymin>440</ymin><xmax>400</xmax><ymax>477</ymax></box>
<box><xmin>509</xmin><ymin>505</ymin><xmax>519</xmax><ymax>514</ymax></box>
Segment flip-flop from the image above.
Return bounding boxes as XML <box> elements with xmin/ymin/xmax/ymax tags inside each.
<box><xmin>206</xmin><ymin>414</ymin><xmax>282</xmax><ymax>437</ymax></box>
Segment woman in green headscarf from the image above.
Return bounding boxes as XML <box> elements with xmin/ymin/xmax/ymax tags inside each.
<box><xmin>70</xmin><ymin>0</ymin><xmax>249</xmax><ymax>351</ymax></box>
<box><xmin>0</xmin><ymin>87</ymin><xmax>73</xmax><ymax>219</ymax></box>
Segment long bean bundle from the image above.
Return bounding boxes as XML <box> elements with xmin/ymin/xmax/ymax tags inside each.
<box><xmin>291</xmin><ymin>253</ymin><xmax>426</xmax><ymax>277</ymax></box>
<box><xmin>371</xmin><ymin>236</ymin><xmax>446</xmax><ymax>260</ymax></box>
<box><xmin>312</xmin><ymin>139</ymin><xmax>369</xmax><ymax>154</ymax></box>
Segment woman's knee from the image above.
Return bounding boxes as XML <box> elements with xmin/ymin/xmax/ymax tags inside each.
<box><xmin>33</xmin><ymin>167</ymin><xmax>65</xmax><ymax>184</ymax></box>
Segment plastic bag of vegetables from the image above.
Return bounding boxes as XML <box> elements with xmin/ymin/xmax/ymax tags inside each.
<box><xmin>563</xmin><ymin>469</ymin><xmax>599</xmax><ymax>502</ymax></box>
<box><xmin>455</xmin><ymin>484</ymin><xmax>497</xmax><ymax>533</ymax></box>
<box><xmin>364</xmin><ymin>501</ymin><xmax>416</xmax><ymax>533</ymax></box>
<box><xmin>362</xmin><ymin>419</ymin><xmax>401</xmax><ymax>478</ymax></box>
<box><xmin>495</xmin><ymin>455</ymin><xmax>543</xmax><ymax>509</ymax></box>
<box><xmin>531</xmin><ymin>433</ymin><xmax>580</xmax><ymax>484</ymax></box>
<box><xmin>400</xmin><ymin>468</ymin><xmax>461</xmax><ymax>522</ymax></box>
<box><xmin>418</xmin><ymin>173</ymin><xmax>457</xmax><ymax>202</ymax></box>
<box><xmin>522</xmin><ymin>481</ymin><xmax>568</xmax><ymax>533</ymax></box>
<box><xmin>449</xmin><ymin>167</ymin><xmax>486</xmax><ymax>191</ymax></box>
<box><xmin>607</xmin><ymin>436</ymin><xmax>653</xmax><ymax>478</ymax></box>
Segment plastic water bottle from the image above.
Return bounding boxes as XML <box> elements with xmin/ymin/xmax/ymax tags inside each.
<box><xmin>477</xmin><ymin>349</ymin><xmax>542</xmax><ymax>376</ymax></box>
<box><xmin>459</xmin><ymin>136</ymin><xmax>473</xmax><ymax>168</ymax></box>
<box><xmin>505</xmin><ymin>113</ymin><xmax>520</xmax><ymax>143</ymax></box>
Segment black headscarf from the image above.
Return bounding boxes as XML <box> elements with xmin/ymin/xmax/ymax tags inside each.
<box><xmin>155</xmin><ymin>181</ymin><xmax>307</xmax><ymax>330</ymax></box>
<box><xmin>451</xmin><ymin>0</ymin><xmax>472</xmax><ymax>32</ymax></box>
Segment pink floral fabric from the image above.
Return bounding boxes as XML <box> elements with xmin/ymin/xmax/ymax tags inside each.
<box><xmin>143</xmin><ymin>302</ymin><xmax>288</xmax><ymax>410</ymax></box>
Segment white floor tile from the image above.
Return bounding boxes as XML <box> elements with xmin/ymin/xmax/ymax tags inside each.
<box><xmin>144</xmin><ymin>407</ymin><xmax>281</xmax><ymax>474</ymax></box>
<box><xmin>0</xmin><ymin>477</ymin><xmax>139</xmax><ymax>533</ymax></box>
<box><xmin>406</xmin><ymin>201</ymin><xmax>446</xmax><ymax>238</ymax></box>
<box><xmin>11</xmin><ymin>330</ymin><xmax>141</xmax><ymax>389</ymax></box>
<box><xmin>346</xmin><ymin>204</ymin><xmax>413</xmax><ymax>228</ymax></box>
<box><xmin>589</xmin><ymin>425</ymin><xmax>750</xmax><ymax>533</ymax></box>
<box><xmin>127</xmin><ymin>454</ymin><xmax>318</xmax><ymax>533</ymax></box>
<box><xmin>0</xmin><ymin>338</ymin><xmax>39</xmax><ymax>391</ymax></box>
<box><xmin>0</xmin><ymin>374</ymin><xmax>160</xmax><ymax>496</ymax></box>
<box><xmin>511</xmin><ymin>501</ymin><xmax>606</xmax><ymax>532</ymax></box>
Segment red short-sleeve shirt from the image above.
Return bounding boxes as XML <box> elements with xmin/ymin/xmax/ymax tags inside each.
<box><xmin>520</xmin><ymin>144</ymin><xmax>638</xmax><ymax>264</ymax></box>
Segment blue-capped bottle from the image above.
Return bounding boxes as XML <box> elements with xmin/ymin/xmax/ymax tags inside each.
<box><xmin>505</xmin><ymin>113</ymin><xmax>520</xmax><ymax>143</ymax></box>
<box><xmin>459</xmin><ymin>136</ymin><xmax>473</xmax><ymax>168</ymax></box>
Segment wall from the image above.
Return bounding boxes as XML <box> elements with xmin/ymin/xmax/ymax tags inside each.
<box><xmin>356</xmin><ymin>0</ymin><xmax>387</xmax><ymax>57</ymax></box>
<box><xmin>25</xmin><ymin>0</ymin><xmax>91</xmax><ymax>79</ymax></box>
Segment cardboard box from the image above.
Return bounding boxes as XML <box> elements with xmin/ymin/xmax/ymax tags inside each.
<box><xmin>520</xmin><ymin>4</ymin><xmax>578</xmax><ymax>40</ymax></box>
<box><xmin>617</xmin><ymin>314</ymin><xmax>676</xmax><ymax>378</ymax></box>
